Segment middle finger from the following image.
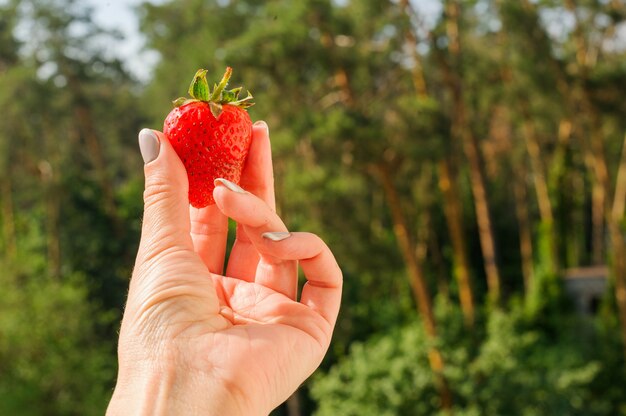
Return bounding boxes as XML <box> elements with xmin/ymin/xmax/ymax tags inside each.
<box><xmin>213</xmin><ymin>179</ymin><xmax>298</xmax><ymax>299</ymax></box>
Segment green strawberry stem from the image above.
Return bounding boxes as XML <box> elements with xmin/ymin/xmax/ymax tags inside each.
<box><xmin>210</xmin><ymin>67</ymin><xmax>232</xmax><ymax>101</ymax></box>
<box><xmin>173</xmin><ymin>67</ymin><xmax>254</xmax><ymax>118</ymax></box>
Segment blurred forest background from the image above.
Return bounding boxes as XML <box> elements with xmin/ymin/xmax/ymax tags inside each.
<box><xmin>1</xmin><ymin>0</ymin><xmax>626</xmax><ymax>414</ymax></box>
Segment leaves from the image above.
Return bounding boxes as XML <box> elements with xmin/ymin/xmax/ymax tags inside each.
<box><xmin>179</xmin><ymin>67</ymin><xmax>254</xmax><ymax>111</ymax></box>
<box><xmin>188</xmin><ymin>68</ymin><xmax>210</xmax><ymax>101</ymax></box>
<box><xmin>2</xmin><ymin>0</ymin><xmax>626</xmax><ymax>414</ymax></box>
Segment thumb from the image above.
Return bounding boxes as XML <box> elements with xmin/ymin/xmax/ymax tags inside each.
<box><xmin>138</xmin><ymin>128</ymin><xmax>193</xmax><ymax>255</ymax></box>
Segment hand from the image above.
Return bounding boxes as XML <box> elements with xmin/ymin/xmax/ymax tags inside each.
<box><xmin>107</xmin><ymin>122</ymin><xmax>342</xmax><ymax>415</ymax></box>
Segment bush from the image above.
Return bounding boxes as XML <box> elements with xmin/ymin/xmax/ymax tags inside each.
<box><xmin>311</xmin><ymin>302</ymin><xmax>620</xmax><ymax>416</ymax></box>
<box><xmin>0</xmin><ymin>259</ymin><xmax>115</xmax><ymax>415</ymax></box>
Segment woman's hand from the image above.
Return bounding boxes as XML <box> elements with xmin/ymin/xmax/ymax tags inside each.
<box><xmin>107</xmin><ymin>122</ymin><xmax>342</xmax><ymax>415</ymax></box>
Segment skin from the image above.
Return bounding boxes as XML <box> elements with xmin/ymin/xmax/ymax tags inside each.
<box><xmin>107</xmin><ymin>122</ymin><xmax>343</xmax><ymax>415</ymax></box>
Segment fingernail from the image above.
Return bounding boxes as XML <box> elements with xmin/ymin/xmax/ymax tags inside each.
<box><xmin>138</xmin><ymin>129</ymin><xmax>160</xmax><ymax>164</ymax></box>
<box><xmin>214</xmin><ymin>178</ymin><xmax>246</xmax><ymax>194</ymax></box>
<box><xmin>262</xmin><ymin>232</ymin><xmax>291</xmax><ymax>242</ymax></box>
<box><xmin>254</xmin><ymin>120</ymin><xmax>268</xmax><ymax>132</ymax></box>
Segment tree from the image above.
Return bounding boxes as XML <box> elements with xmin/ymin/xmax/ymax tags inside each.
<box><xmin>0</xmin><ymin>0</ymin><xmax>148</xmax><ymax>412</ymax></box>
<box><xmin>140</xmin><ymin>0</ymin><xmax>458</xmax><ymax>410</ymax></box>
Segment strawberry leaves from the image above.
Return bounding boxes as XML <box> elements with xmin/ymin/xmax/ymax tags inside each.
<box><xmin>189</xmin><ymin>69</ymin><xmax>210</xmax><ymax>101</ymax></box>
<box><xmin>173</xmin><ymin>67</ymin><xmax>254</xmax><ymax>118</ymax></box>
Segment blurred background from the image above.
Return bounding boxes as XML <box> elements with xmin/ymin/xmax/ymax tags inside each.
<box><xmin>1</xmin><ymin>0</ymin><xmax>626</xmax><ymax>414</ymax></box>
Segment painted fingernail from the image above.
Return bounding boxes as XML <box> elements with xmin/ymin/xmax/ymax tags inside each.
<box><xmin>262</xmin><ymin>232</ymin><xmax>291</xmax><ymax>242</ymax></box>
<box><xmin>214</xmin><ymin>178</ymin><xmax>246</xmax><ymax>194</ymax></box>
<box><xmin>138</xmin><ymin>128</ymin><xmax>160</xmax><ymax>164</ymax></box>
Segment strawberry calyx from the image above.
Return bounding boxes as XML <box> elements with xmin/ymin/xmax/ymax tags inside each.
<box><xmin>172</xmin><ymin>67</ymin><xmax>254</xmax><ymax>118</ymax></box>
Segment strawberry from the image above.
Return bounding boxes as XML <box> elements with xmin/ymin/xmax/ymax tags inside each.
<box><xmin>163</xmin><ymin>67</ymin><xmax>254</xmax><ymax>208</ymax></box>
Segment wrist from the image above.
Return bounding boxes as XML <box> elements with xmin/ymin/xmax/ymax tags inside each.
<box><xmin>107</xmin><ymin>363</ymin><xmax>248</xmax><ymax>416</ymax></box>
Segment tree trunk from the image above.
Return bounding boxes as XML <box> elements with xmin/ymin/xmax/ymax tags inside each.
<box><xmin>520</xmin><ymin>108</ymin><xmax>553</xmax><ymax>226</ymax></box>
<box><xmin>443</xmin><ymin>0</ymin><xmax>502</xmax><ymax>304</ymax></box>
<box><xmin>591</xmin><ymin>181</ymin><xmax>606</xmax><ymax>264</ymax></box>
<box><xmin>39</xmin><ymin>160</ymin><xmax>61</xmax><ymax>279</ymax></box>
<box><xmin>608</xmin><ymin>220</ymin><xmax>626</xmax><ymax>362</ymax></box>
<box><xmin>610</xmin><ymin>133</ymin><xmax>626</xmax><ymax>361</ymax></box>
<box><xmin>612</xmin><ymin>134</ymin><xmax>626</xmax><ymax>222</ymax></box>
<box><xmin>401</xmin><ymin>0</ymin><xmax>475</xmax><ymax>326</ymax></box>
<box><xmin>519</xmin><ymin>103</ymin><xmax>559</xmax><ymax>274</ymax></box>
<box><xmin>74</xmin><ymin>104</ymin><xmax>119</xmax><ymax>222</ymax></box>
<box><xmin>565</xmin><ymin>0</ymin><xmax>626</xmax><ymax>360</ymax></box>
<box><xmin>415</xmin><ymin>167</ymin><xmax>451</xmax><ymax>301</ymax></box>
<box><xmin>463</xmin><ymin>132</ymin><xmax>501</xmax><ymax>303</ymax></box>
<box><xmin>507</xmin><ymin>0</ymin><xmax>625</xmax><ymax>355</ymax></box>
<box><xmin>1</xmin><ymin>178</ymin><xmax>16</xmax><ymax>260</ymax></box>
<box><xmin>513</xmin><ymin>167</ymin><xmax>534</xmax><ymax>294</ymax></box>
<box><xmin>399</xmin><ymin>0</ymin><xmax>428</xmax><ymax>98</ymax></box>
<box><xmin>38</xmin><ymin>116</ymin><xmax>62</xmax><ymax>279</ymax></box>
<box><xmin>63</xmin><ymin>69</ymin><xmax>122</xmax><ymax>236</ymax></box>
<box><xmin>438</xmin><ymin>158</ymin><xmax>475</xmax><ymax>327</ymax></box>
<box><xmin>429</xmin><ymin>224</ymin><xmax>451</xmax><ymax>300</ymax></box>
<box><xmin>317</xmin><ymin>24</ymin><xmax>453</xmax><ymax>385</ymax></box>
<box><xmin>376</xmin><ymin>163</ymin><xmax>453</xmax><ymax>411</ymax></box>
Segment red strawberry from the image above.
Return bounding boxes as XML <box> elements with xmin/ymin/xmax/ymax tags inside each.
<box><xmin>163</xmin><ymin>67</ymin><xmax>254</xmax><ymax>208</ymax></box>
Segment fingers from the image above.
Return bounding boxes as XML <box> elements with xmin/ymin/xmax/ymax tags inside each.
<box><xmin>260</xmin><ymin>232</ymin><xmax>343</xmax><ymax>327</ymax></box>
<box><xmin>214</xmin><ymin>179</ymin><xmax>286</xmax><ymax>231</ymax></box>
<box><xmin>214</xmin><ymin>180</ymin><xmax>298</xmax><ymax>298</ymax></box>
<box><xmin>138</xmin><ymin>129</ymin><xmax>194</xmax><ymax>258</ymax></box>
<box><xmin>189</xmin><ymin>121</ymin><xmax>272</xmax><ymax>275</ymax></box>
<box><xmin>131</xmin><ymin>129</ymin><xmax>218</xmax><ymax>315</ymax></box>
<box><xmin>240</xmin><ymin>121</ymin><xmax>276</xmax><ymax>210</ymax></box>
<box><xmin>213</xmin><ymin>177</ymin><xmax>342</xmax><ymax>326</ymax></box>
<box><xmin>255</xmin><ymin>242</ymin><xmax>299</xmax><ymax>300</ymax></box>
<box><xmin>225</xmin><ymin>121</ymin><xmax>279</xmax><ymax>279</ymax></box>
<box><xmin>190</xmin><ymin>205</ymin><xmax>228</xmax><ymax>274</ymax></box>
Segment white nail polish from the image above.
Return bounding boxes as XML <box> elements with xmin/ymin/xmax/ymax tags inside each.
<box><xmin>138</xmin><ymin>129</ymin><xmax>160</xmax><ymax>164</ymax></box>
<box><xmin>214</xmin><ymin>178</ymin><xmax>246</xmax><ymax>193</ymax></box>
<box><xmin>262</xmin><ymin>232</ymin><xmax>291</xmax><ymax>242</ymax></box>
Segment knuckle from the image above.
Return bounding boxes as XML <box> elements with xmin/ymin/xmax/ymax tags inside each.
<box><xmin>143</xmin><ymin>172</ymin><xmax>187</xmax><ymax>203</ymax></box>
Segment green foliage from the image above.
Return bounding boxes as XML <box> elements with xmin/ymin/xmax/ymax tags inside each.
<box><xmin>0</xmin><ymin>0</ymin><xmax>143</xmax><ymax>413</ymax></box>
<box><xmin>0</xmin><ymin>256</ymin><xmax>114</xmax><ymax>415</ymax></box>
<box><xmin>311</xmin><ymin>322</ymin><xmax>437</xmax><ymax>416</ymax></box>
<box><xmin>312</xmin><ymin>303</ymin><xmax>623</xmax><ymax>416</ymax></box>
<box><xmin>460</xmin><ymin>310</ymin><xmax>603</xmax><ymax>415</ymax></box>
<box><xmin>525</xmin><ymin>221</ymin><xmax>565</xmax><ymax>321</ymax></box>
<box><xmin>1</xmin><ymin>0</ymin><xmax>625</xmax><ymax>414</ymax></box>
